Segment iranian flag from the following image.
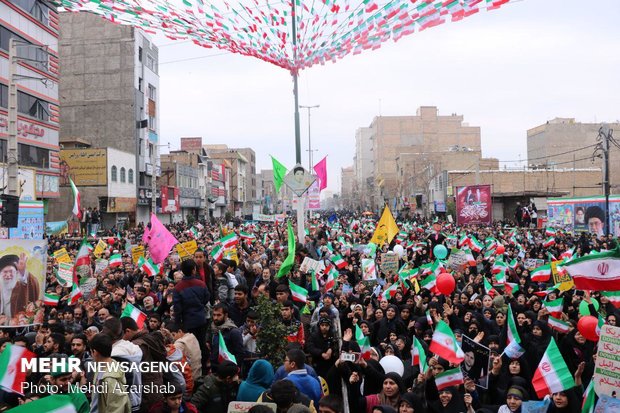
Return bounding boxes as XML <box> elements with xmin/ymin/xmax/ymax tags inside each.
<box><xmin>411</xmin><ymin>336</ymin><xmax>427</xmax><ymax>373</ymax></box>
<box><xmin>548</xmin><ymin>316</ymin><xmax>571</xmax><ymax>334</ymax></box>
<box><xmin>109</xmin><ymin>254</ymin><xmax>122</xmax><ymax>267</ymax></box>
<box><xmin>331</xmin><ymin>254</ymin><xmax>347</xmax><ymax>269</ymax></box>
<box><xmin>429</xmin><ymin>320</ymin><xmax>464</xmax><ymax>364</ymax></box>
<box><xmin>458</xmin><ymin>234</ymin><xmax>469</xmax><ymax>248</ymax></box>
<box><xmin>220</xmin><ymin>233</ymin><xmax>238</xmax><ymax>249</ymax></box>
<box><xmin>0</xmin><ymin>343</ymin><xmax>35</xmax><ymax>394</ymax></box>
<box><xmin>508</xmin><ymin>258</ymin><xmax>519</xmax><ymax>270</ymax></box>
<box><xmin>426</xmin><ymin>310</ymin><xmax>434</xmax><ymax>326</ymax></box>
<box><xmin>239</xmin><ymin>231</ymin><xmax>256</xmax><ymax>241</ymax></box>
<box><xmin>545</xmin><ymin>227</ymin><xmax>556</xmax><ymax>237</ymax></box>
<box><xmin>506</xmin><ymin>305</ymin><xmax>521</xmax><ymax>346</ymax></box>
<box><xmin>562</xmin><ymin>246</ymin><xmax>620</xmax><ymax>291</ymax></box>
<box><xmin>531</xmin><ymin>264</ymin><xmax>551</xmax><ymax>282</ymax></box>
<box><xmin>602</xmin><ymin>291</ymin><xmax>620</xmax><ymax>308</ymax></box>
<box><xmin>484</xmin><ymin>278</ymin><xmax>497</xmax><ymax>297</ymax></box>
<box><xmin>495</xmin><ymin>270</ymin><xmax>507</xmax><ymax>284</ymax></box>
<box><xmin>218</xmin><ymin>331</ymin><xmax>237</xmax><ymax>364</ymax></box>
<box><xmin>543</xmin><ymin>236</ymin><xmax>556</xmax><ymax>248</ymax></box>
<box><xmin>310</xmin><ymin>270</ymin><xmax>320</xmax><ymax>291</ymax></box>
<box><xmin>325</xmin><ymin>265</ymin><xmax>338</xmax><ymax>291</ymax></box>
<box><xmin>69</xmin><ymin>178</ymin><xmax>82</xmax><ymax>220</ymax></box>
<box><xmin>544</xmin><ymin>297</ymin><xmax>564</xmax><ymax>318</ymax></box>
<box><xmin>141</xmin><ymin>258</ymin><xmax>160</xmax><ymax>276</ymax></box>
<box><xmin>5</xmin><ymin>394</ymin><xmax>78</xmax><ymax>413</ymax></box>
<box><xmin>560</xmin><ymin>247</ymin><xmax>575</xmax><ymax>261</ymax></box>
<box><xmin>462</xmin><ymin>246</ymin><xmax>476</xmax><ymax>267</ymax></box>
<box><xmin>289</xmin><ymin>280</ymin><xmax>308</xmax><ymax>303</ymax></box>
<box><xmin>211</xmin><ymin>244</ymin><xmax>224</xmax><ymax>262</ymax></box>
<box><xmin>435</xmin><ymin>367</ymin><xmax>464</xmax><ymax>390</ymax></box>
<box><xmin>504</xmin><ymin>282</ymin><xmax>519</xmax><ymax>296</ymax></box>
<box><xmin>382</xmin><ymin>283</ymin><xmax>399</xmax><ymax>301</ymax></box>
<box><xmin>190</xmin><ymin>227</ymin><xmax>200</xmax><ymax>238</ymax></box>
<box><xmin>69</xmin><ymin>281</ymin><xmax>82</xmax><ymax>306</ymax></box>
<box><xmin>43</xmin><ymin>293</ymin><xmax>60</xmax><ymax>307</ymax></box>
<box><xmin>356</xmin><ymin>324</ymin><xmax>372</xmax><ymax>360</ymax></box>
<box><xmin>74</xmin><ymin>238</ymin><xmax>92</xmax><ymax>279</ymax></box>
<box><xmin>532</xmin><ymin>337</ymin><xmax>575</xmax><ymax>398</ymax></box>
<box><xmin>121</xmin><ymin>303</ymin><xmax>147</xmax><ymax>329</ymax></box>
<box><xmin>420</xmin><ymin>274</ymin><xmax>437</xmax><ymax>292</ymax></box>
<box><xmin>581</xmin><ymin>380</ymin><xmax>596</xmax><ymax>413</ymax></box>
<box><xmin>469</xmin><ymin>236</ymin><xmax>484</xmax><ymax>252</ymax></box>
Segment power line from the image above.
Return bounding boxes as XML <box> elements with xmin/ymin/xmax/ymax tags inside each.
<box><xmin>159</xmin><ymin>52</ymin><xmax>230</xmax><ymax>65</ymax></box>
<box><xmin>498</xmin><ymin>143</ymin><xmax>598</xmax><ymax>163</ymax></box>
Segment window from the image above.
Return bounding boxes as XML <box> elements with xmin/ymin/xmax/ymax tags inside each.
<box><xmin>18</xmin><ymin>144</ymin><xmax>49</xmax><ymax>168</ymax></box>
<box><xmin>138</xmin><ymin>77</ymin><xmax>143</xmax><ymax>92</ymax></box>
<box><xmin>138</xmin><ymin>46</ymin><xmax>143</xmax><ymax>62</ymax></box>
<box><xmin>13</xmin><ymin>1</ymin><xmax>49</xmax><ymax>26</ymax></box>
<box><xmin>128</xmin><ymin>169</ymin><xmax>134</xmax><ymax>184</ymax></box>
<box><xmin>0</xmin><ymin>84</ymin><xmax>7</xmax><ymax>109</ymax></box>
<box><xmin>111</xmin><ymin>166</ymin><xmax>117</xmax><ymax>182</ymax></box>
<box><xmin>148</xmin><ymin>115</ymin><xmax>156</xmax><ymax>131</ymax></box>
<box><xmin>120</xmin><ymin>167</ymin><xmax>126</xmax><ymax>183</ymax></box>
<box><xmin>17</xmin><ymin>91</ymin><xmax>50</xmax><ymax>121</ymax></box>
<box><xmin>0</xmin><ymin>27</ymin><xmax>49</xmax><ymax>73</ymax></box>
<box><xmin>148</xmin><ymin>84</ymin><xmax>156</xmax><ymax>100</ymax></box>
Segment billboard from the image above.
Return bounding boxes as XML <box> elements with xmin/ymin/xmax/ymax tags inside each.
<box><xmin>9</xmin><ymin>201</ymin><xmax>45</xmax><ymax>239</ymax></box>
<box><xmin>60</xmin><ymin>149</ymin><xmax>107</xmax><ymax>186</ymax></box>
<box><xmin>547</xmin><ymin>196</ymin><xmax>620</xmax><ymax>237</ymax></box>
<box><xmin>456</xmin><ymin>185</ymin><xmax>492</xmax><ymax>225</ymax></box>
<box><xmin>0</xmin><ymin>240</ymin><xmax>47</xmax><ymax>326</ymax></box>
<box><xmin>180</xmin><ymin>137</ymin><xmax>203</xmax><ymax>152</ymax></box>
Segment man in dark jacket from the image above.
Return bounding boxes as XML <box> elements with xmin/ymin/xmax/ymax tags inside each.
<box><xmin>191</xmin><ymin>360</ymin><xmax>239</xmax><ymax>413</ymax></box>
<box><xmin>305</xmin><ymin>317</ymin><xmax>338</xmax><ymax>379</ymax></box>
<box><xmin>210</xmin><ymin>303</ymin><xmax>244</xmax><ymax>370</ymax></box>
<box><xmin>173</xmin><ymin>258</ymin><xmax>210</xmax><ymax>371</ymax></box>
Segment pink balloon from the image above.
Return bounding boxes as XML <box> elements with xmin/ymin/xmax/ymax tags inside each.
<box><xmin>577</xmin><ymin>316</ymin><xmax>599</xmax><ymax>342</ymax></box>
<box><xmin>437</xmin><ymin>273</ymin><xmax>455</xmax><ymax>296</ymax></box>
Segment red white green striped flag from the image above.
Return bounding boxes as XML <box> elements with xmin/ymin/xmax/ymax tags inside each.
<box><xmin>470</xmin><ymin>236</ymin><xmax>484</xmax><ymax>252</ymax></box>
<box><xmin>218</xmin><ymin>331</ymin><xmax>237</xmax><ymax>364</ymax></box>
<box><xmin>532</xmin><ymin>337</ymin><xmax>574</xmax><ymax>398</ymax></box>
<box><xmin>69</xmin><ymin>280</ymin><xmax>82</xmax><ymax>306</ymax></box>
<box><xmin>289</xmin><ymin>280</ymin><xmax>308</xmax><ymax>303</ymax></box>
<box><xmin>109</xmin><ymin>254</ymin><xmax>122</xmax><ymax>267</ymax></box>
<box><xmin>220</xmin><ymin>233</ymin><xmax>238</xmax><ymax>249</ymax></box>
<box><xmin>435</xmin><ymin>367</ymin><xmax>464</xmax><ymax>390</ymax></box>
<box><xmin>121</xmin><ymin>303</ymin><xmax>147</xmax><ymax>329</ymax></box>
<box><xmin>211</xmin><ymin>244</ymin><xmax>224</xmax><ymax>262</ymax></box>
<box><xmin>44</xmin><ymin>293</ymin><xmax>60</xmax><ymax>307</ymax></box>
<box><xmin>0</xmin><ymin>343</ymin><xmax>35</xmax><ymax>394</ymax></box>
<box><xmin>310</xmin><ymin>270</ymin><xmax>320</xmax><ymax>291</ymax></box>
<box><xmin>543</xmin><ymin>236</ymin><xmax>556</xmax><ymax>248</ymax></box>
<box><xmin>508</xmin><ymin>258</ymin><xmax>518</xmax><ymax>270</ymax></box>
<box><xmin>548</xmin><ymin>316</ymin><xmax>571</xmax><ymax>334</ymax></box>
<box><xmin>411</xmin><ymin>336</ymin><xmax>427</xmax><ymax>373</ymax></box>
<box><xmin>504</xmin><ymin>282</ymin><xmax>519</xmax><ymax>296</ymax></box>
<box><xmin>429</xmin><ymin>320</ymin><xmax>464</xmax><ymax>364</ymax></box>
<box><xmin>141</xmin><ymin>257</ymin><xmax>160</xmax><ymax>276</ymax></box>
<box><xmin>426</xmin><ymin>310</ymin><xmax>434</xmax><ymax>326</ymax></box>
<box><xmin>461</xmin><ymin>246</ymin><xmax>476</xmax><ymax>267</ymax></box>
<box><xmin>545</xmin><ymin>227</ymin><xmax>556</xmax><ymax>237</ymax></box>
<box><xmin>581</xmin><ymin>378</ymin><xmax>596</xmax><ymax>413</ymax></box>
<box><xmin>69</xmin><ymin>177</ymin><xmax>82</xmax><ymax>220</ymax></box>
<box><xmin>531</xmin><ymin>264</ymin><xmax>552</xmax><ymax>282</ymax></box>
<box><xmin>239</xmin><ymin>231</ymin><xmax>255</xmax><ymax>241</ymax></box>
<box><xmin>5</xmin><ymin>394</ymin><xmax>78</xmax><ymax>413</ymax></box>
<box><xmin>602</xmin><ymin>291</ymin><xmax>620</xmax><ymax>308</ymax></box>
<box><xmin>420</xmin><ymin>274</ymin><xmax>437</xmax><ymax>292</ymax></box>
<box><xmin>562</xmin><ymin>246</ymin><xmax>620</xmax><ymax>291</ymax></box>
<box><xmin>506</xmin><ymin>304</ymin><xmax>521</xmax><ymax>346</ymax></box>
<box><xmin>544</xmin><ymin>297</ymin><xmax>563</xmax><ymax>318</ymax></box>
<box><xmin>356</xmin><ymin>324</ymin><xmax>372</xmax><ymax>360</ymax></box>
<box><xmin>331</xmin><ymin>254</ymin><xmax>347</xmax><ymax>269</ymax></box>
<box><xmin>325</xmin><ymin>265</ymin><xmax>338</xmax><ymax>291</ymax></box>
<box><xmin>382</xmin><ymin>283</ymin><xmax>399</xmax><ymax>301</ymax></box>
<box><xmin>74</xmin><ymin>238</ymin><xmax>92</xmax><ymax>279</ymax></box>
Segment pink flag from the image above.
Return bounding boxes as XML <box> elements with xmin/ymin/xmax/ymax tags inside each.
<box><xmin>313</xmin><ymin>156</ymin><xmax>327</xmax><ymax>192</ymax></box>
<box><xmin>144</xmin><ymin>213</ymin><xmax>178</xmax><ymax>264</ymax></box>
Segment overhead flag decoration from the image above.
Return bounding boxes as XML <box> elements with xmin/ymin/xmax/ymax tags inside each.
<box><xmin>55</xmin><ymin>0</ymin><xmax>517</xmax><ymax>73</ymax></box>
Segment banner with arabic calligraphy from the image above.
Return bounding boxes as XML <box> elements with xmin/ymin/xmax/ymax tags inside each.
<box><xmin>59</xmin><ymin>149</ymin><xmax>107</xmax><ymax>186</ymax></box>
<box><xmin>594</xmin><ymin>324</ymin><xmax>620</xmax><ymax>397</ymax></box>
<box><xmin>456</xmin><ymin>185</ymin><xmax>492</xmax><ymax>226</ymax></box>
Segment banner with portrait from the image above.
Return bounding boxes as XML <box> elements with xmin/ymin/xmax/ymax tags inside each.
<box><xmin>547</xmin><ymin>196</ymin><xmax>620</xmax><ymax>237</ymax></box>
<box><xmin>460</xmin><ymin>335</ymin><xmax>491</xmax><ymax>389</ymax></box>
<box><xmin>0</xmin><ymin>240</ymin><xmax>47</xmax><ymax>326</ymax></box>
<box><xmin>456</xmin><ymin>185</ymin><xmax>492</xmax><ymax>226</ymax></box>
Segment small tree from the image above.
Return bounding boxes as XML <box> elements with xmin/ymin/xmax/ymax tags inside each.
<box><xmin>254</xmin><ymin>294</ymin><xmax>288</xmax><ymax>367</ymax></box>
<box><xmin>186</xmin><ymin>213</ymin><xmax>196</xmax><ymax>226</ymax></box>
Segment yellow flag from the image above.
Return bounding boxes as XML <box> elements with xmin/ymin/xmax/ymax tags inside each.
<box><xmin>370</xmin><ymin>206</ymin><xmax>399</xmax><ymax>245</ymax></box>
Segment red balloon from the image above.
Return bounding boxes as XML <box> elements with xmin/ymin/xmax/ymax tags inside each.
<box><xmin>108</xmin><ymin>237</ymin><xmax>115</xmax><ymax>245</ymax></box>
<box><xmin>577</xmin><ymin>315</ymin><xmax>599</xmax><ymax>341</ymax></box>
<box><xmin>436</xmin><ymin>273</ymin><xmax>456</xmax><ymax>296</ymax></box>
<box><xmin>496</xmin><ymin>245</ymin><xmax>505</xmax><ymax>255</ymax></box>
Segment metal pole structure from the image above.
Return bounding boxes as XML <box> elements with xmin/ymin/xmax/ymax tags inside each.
<box><xmin>151</xmin><ymin>144</ymin><xmax>157</xmax><ymax>217</ymax></box>
<box><xmin>602</xmin><ymin>125</ymin><xmax>611</xmax><ymax>236</ymax></box>
<box><xmin>299</xmin><ymin>105</ymin><xmax>319</xmax><ymax>170</ymax></box>
<box><xmin>8</xmin><ymin>38</ymin><xmax>19</xmax><ymax>197</ymax></box>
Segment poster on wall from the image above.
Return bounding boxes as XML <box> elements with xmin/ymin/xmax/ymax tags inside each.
<box><xmin>0</xmin><ymin>240</ymin><xmax>47</xmax><ymax>326</ymax></box>
<box><xmin>547</xmin><ymin>196</ymin><xmax>620</xmax><ymax>237</ymax></box>
<box><xmin>456</xmin><ymin>185</ymin><xmax>492</xmax><ymax>226</ymax></box>
<box><xmin>307</xmin><ymin>181</ymin><xmax>321</xmax><ymax>210</ymax></box>
<box><xmin>9</xmin><ymin>201</ymin><xmax>45</xmax><ymax>240</ymax></box>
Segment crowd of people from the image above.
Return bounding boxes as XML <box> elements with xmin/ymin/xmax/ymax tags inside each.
<box><xmin>0</xmin><ymin>210</ymin><xmax>617</xmax><ymax>413</ymax></box>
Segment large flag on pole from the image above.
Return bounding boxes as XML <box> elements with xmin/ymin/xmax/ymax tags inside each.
<box><xmin>271</xmin><ymin>156</ymin><xmax>288</xmax><ymax>193</ymax></box>
<box><xmin>370</xmin><ymin>206</ymin><xmax>399</xmax><ymax>245</ymax></box>
<box><xmin>69</xmin><ymin>178</ymin><xmax>82</xmax><ymax>220</ymax></box>
<box><xmin>313</xmin><ymin>156</ymin><xmax>327</xmax><ymax>191</ymax></box>
<box><xmin>532</xmin><ymin>337</ymin><xmax>575</xmax><ymax>398</ymax></box>
<box><xmin>0</xmin><ymin>344</ymin><xmax>35</xmax><ymax>394</ymax></box>
<box><xmin>562</xmin><ymin>246</ymin><xmax>620</xmax><ymax>291</ymax></box>
<box><xmin>144</xmin><ymin>213</ymin><xmax>179</xmax><ymax>264</ymax></box>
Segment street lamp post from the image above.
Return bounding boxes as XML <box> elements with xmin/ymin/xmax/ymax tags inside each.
<box><xmin>299</xmin><ymin>104</ymin><xmax>319</xmax><ymax>170</ymax></box>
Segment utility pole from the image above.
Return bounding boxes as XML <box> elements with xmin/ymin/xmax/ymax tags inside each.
<box><xmin>299</xmin><ymin>104</ymin><xmax>319</xmax><ymax>170</ymax></box>
<box><xmin>8</xmin><ymin>39</ymin><xmax>19</xmax><ymax>197</ymax></box>
<box><xmin>601</xmin><ymin>125</ymin><xmax>611</xmax><ymax>236</ymax></box>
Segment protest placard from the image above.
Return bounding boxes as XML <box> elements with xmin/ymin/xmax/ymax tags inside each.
<box><xmin>131</xmin><ymin>245</ymin><xmax>145</xmax><ymax>264</ymax></box>
<box><xmin>53</xmin><ymin>248</ymin><xmax>72</xmax><ymax>264</ymax></box>
<box><xmin>594</xmin><ymin>324</ymin><xmax>620</xmax><ymax>396</ymax></box>
<box><xmin>362</xmin><ymin>258</ymin><xmax>377</xmax><ymax>281</ymax></box>
<box><xmin>56</xmin><ymin>262</ymin><xmax>73</xmax><ymax>287</ymax></box>
<box><xmin>461</xmin><ymin>335</ymin><xmax>491</xmax><ymax>389</ymax></box>
<box><xmin>176</xmin><ymin>240</ymin><xmax>198</xmax><ymax>260</ymax></box>
<box><xmin>447</xmin><ymin>249</ymin><xmax>468</xmax><ymax>270</ymax></box>
<box><xmin>93</xmin><ymin>239</ymin><xmax>107</xmax><ymax>258</ymax></box>
<box><xmin>524</xmin><ymin>258</ymin><xmax>544</xmax><ymax>271</ymax></box>
<box><xmin>227</xmin><ymin>402</ymin><xmax>276</xmax><ymax>413</ymax></box>
<box><xmin>95</xmin><ymin>259</ymin><xmax>109</xmax><ymax>274</ymax></box>
<box><xmin>380</xmin><ymin>253</ymin><xmax>399</xmax><ymax>275</ymax></box>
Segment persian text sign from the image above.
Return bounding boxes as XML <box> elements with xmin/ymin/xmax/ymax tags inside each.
<box><xmin>456</xmin><ymin>185</ymin><xmax>492</xmax><ymax>226</ymax></box>
<box><xmin>594</xmin><ymin>324</ymin><xmax>620</xmax><ymax>396</ymax></box>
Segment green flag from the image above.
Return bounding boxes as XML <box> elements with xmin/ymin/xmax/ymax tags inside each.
<box><xmin>277</xmin><ymin>221</ymin><xmax>296</xmax><ymax>278</ymax></box>
<box><xmin>271</xmin><ymin>156</ymin><xmax>287</xmax><ymax>193</ymax></box>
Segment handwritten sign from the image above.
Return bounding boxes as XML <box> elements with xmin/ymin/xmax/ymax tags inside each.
<box><xmin>131</xmin><ymin>245</ymin><xmax>145</xmax><ymax>264</ymax></box>
<box><xmin>227</xmin><ymin>402</ymin><xmax>276</xmax><ymax>413</ymax></box>
<box><xmin>175</xmin><ymin>240</ymin><xmax>198</xmax><ymax>260</ymax></box>
<box><xmin>447</xmin><ymin>248</ymin><xmax>468</xmax><ymax>270</ymax></box>
<box><xmin>594</xmin><ymin>324</ymin><xmax>620</xmax><ymax>396</ymax></box>
<box><xmin>56</xmin><ymin>262</ymin><xmax>73</xmax><ymax>287</ymax></box>
<box><xmin>380</xmin><ymin>253</ymin><xmax>399</xmax><ymax>275</ymax></box>
<box><xmin>53</xmin><ymin>248</ymin><xmax>72</xmax><ymax>264</ymax></box>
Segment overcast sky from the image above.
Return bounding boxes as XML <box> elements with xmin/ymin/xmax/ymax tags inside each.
<box><xmin>154</xmin><ymin>0</ymin><xmax>620</xmax><ymax>194</ymax></box>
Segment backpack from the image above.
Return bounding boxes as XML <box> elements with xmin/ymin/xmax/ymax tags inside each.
<box><xmin>112</xmin><ymin>355</ymin><xmax>142</xmax><ymax>412</ymax></box>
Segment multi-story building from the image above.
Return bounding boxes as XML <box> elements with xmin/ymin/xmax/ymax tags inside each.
<box><xmin>0</xmin><ymin>1</ymin><xmax>61</xmax><ymax>209</ymax></box>
<box><xmin>527</xmin><ymin>118</ymin><xmax>620</xmax><ymax>194</ymax></box>
<box><xmin>203</xmin><ymin>145</ymin><xmax>249</xmax><ymax>217</ymax></box>
<box><xmin>340</xmin><ymin>166</ymin><xmax>354</xmax><ymax>210</ymax></box>
<box><xmin>259</xmin><ymin>169</ymin><xmax>276</xmax><ymax>214</ymax></box>
<box><xmin>160</xmin><ymin>151</ymin><xmax>202</xmax><ymax>223</ymax></box>
<box><xmin>207</xmin><ymin>160</ymin><xmax>228</xmax><ymax>219</ymax></box>
<box><xmin>56</xmin><ymin>12</ymin><xmax>160</xmax><ymax>225</ymax></box>
<box><xmin>235</xmin><ymin>147</ymin><xmax>257</xmax><ymax>211</ymax></box>
<box><xmin>353</xmin><ymin>127</ymin><xmax>373</xmax><ymax>209</ymax></box>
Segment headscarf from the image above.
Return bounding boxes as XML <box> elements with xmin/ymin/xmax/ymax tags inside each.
<box><xmin>377</xmin><ymin>372</ymin><xmax>403</xmax><ymax>411</ymax></box>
